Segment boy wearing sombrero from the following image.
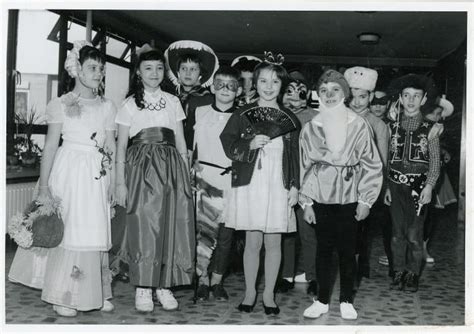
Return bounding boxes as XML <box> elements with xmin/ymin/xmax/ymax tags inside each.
<box><xmin>164</xmin><ymin>40</ymin><xmax>219</xmax><ymax>149</ymax></box>
<box><xmin>384</xmin><ymin>74</ymin><xmax>441</xmax><ymax>293</ymax></box>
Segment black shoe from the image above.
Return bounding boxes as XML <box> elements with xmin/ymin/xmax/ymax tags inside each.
<box><xmin>262</xmin><ymin>301</ymin><xmax>280</xmax><ymax>315</ymax></box>
<box><xmin>237</xmin><ymin>298</ymin><xmax>257</xmax><ymax>313</ymax></box>
<box><xmin>113</xmin><ymin>272</ymin><xmax>130</xmax><ymax>283</ymax></box>
<box><xmin>404</xmin><ymin>272</ymin><xmax>419</xmax><ymax>293</ymax></box>
<box><xmin>359</xmin><ymin>264</ymin><xmax>370</xmax><ymax>279</ymax></box>
<box><xmin>210</xmin><ymin>284</ymin><xmax>229</xmax><ymax>301</ymax></box>
<box><xmin>274</xmin><ymin>278</ymin><xmax>295</xmax><ymax>293</ymax></box>
<box><xmin>307</xmin><ymin>280</ymin><xmax>318</xmax><ymax>295</ymax></box>
<box><xmin>196</xmin><ymin>284</ymin><xmax>210</xmax><ymax>301</ymax></box>
<box><xmin>390</xmin><ymin>271</ymin><xmax>407</xmax><ymax>290</ymax></box>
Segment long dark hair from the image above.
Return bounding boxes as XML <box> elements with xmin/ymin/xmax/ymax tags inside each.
<box><xmin>62</xmin><ymin>46</ymin><xmax>106</xmax><ymax>95</ymax></box>
<box><xmin>126</xmin><ymin>49</ymin><xmax>166</xmax><ymax>109</ymax></box>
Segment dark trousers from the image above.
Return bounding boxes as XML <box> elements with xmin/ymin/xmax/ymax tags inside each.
<box><xmin>281</xmin><ymin>206</ymin><xmax>317</xmax><ymax>281</ymax></box>
<box><xmin>389</xmin><ymin>181</ymin><xmax>427</xmax><ymax>274</ymax></box>
<box><xmin>423</xmin><ymin>204</ymin><xmax>436</xmax><ymax>242</ymax></box>
<box><xmin>314</xmin><ymin>202</ymin><xmax>358</xmax><ymax>304</ymax></box>
<box><xmin>208</xmin><ymin>224</ymin><xmax>235</xmax><ymax>276</ymax></box>
<box><xmin>357</xmin><ymin>197</ymin><xmax>393</xmax><ymax>273</ymax></box>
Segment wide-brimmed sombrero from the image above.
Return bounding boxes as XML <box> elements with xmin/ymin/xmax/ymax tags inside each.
<box><xmin>164</xmin><ymin>40</ymin><xmax>219</xmax><ymax>88</ymax></box>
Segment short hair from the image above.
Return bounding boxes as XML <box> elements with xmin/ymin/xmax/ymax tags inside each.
<box><xmin>214</xmin><ymin>65</ymin><xmax>240</xmax><ymax>82</ymax></box>
<box><xmin>252</xmin><ymin>62</ymin><xmax>289</xmax><ymax>88</ymax></box>
<box><xmin>176</xmin><ymin>53</ymin><xmax>202</xmax><ymax>72</ymax></box>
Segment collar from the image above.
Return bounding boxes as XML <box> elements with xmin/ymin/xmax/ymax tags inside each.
<box><xmin>353</xmin><ymin>107</ymin><xmax>370</xmax><ymax>117</ymax></box>
<box><xmin>212</xmin><ymin>102</ymin><xmax>236</xmax><ymax>113</ymax></box>
<box><xmin>144</xmin><ymin>88</ymin><xmax>163</xmax><ymax>100</ymax></box>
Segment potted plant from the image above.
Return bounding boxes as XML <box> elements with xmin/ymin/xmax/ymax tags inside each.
<box><xmin>14</xmin><ymin>106</ymin><xmax>43</xmax><ymax>167</ymax></box>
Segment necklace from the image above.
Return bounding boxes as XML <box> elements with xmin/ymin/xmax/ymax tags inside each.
<box><xmin>143</xmin><ymin>97</ymin><xmax>166</xmax><ymax>111</ymax></box>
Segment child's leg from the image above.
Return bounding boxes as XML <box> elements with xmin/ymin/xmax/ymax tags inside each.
<box><xmin>208</xmin><ymin>224</ymin><xmax>235</xmax><ymax>285</ymax></box>
<box><xmin>389</xmin><ymin>182</ymin><xmax>410</xmax><ymax>273</ymax></box>
<box><xmin>262</xmin><ymin>233</ymin><xmax>282</xmax><ymax>306</ymax></box>
<box><xmin>280</xmin><ymin>232</ymin><xmax>296</xmax><ymax>280</ymax></box>
<box><xmin>242</xmin><ymin>230</ymin><xmax>263</xmax><ymax>305</ymax></box>
<box><xmin>314</xmin><ymin>203</ymin><xmax>337</xmax><ymax>305</ymax></box>
<box><xmin>335</xmin><ymin>203</ymin><xmax>358</xmax><ymax>303</ymax></box>
<box><xmin>296</xmin><ymin>205</ymin><xmax>317</xmax><ymax>282</ymax></box>
<box><xmin>407</xmin><ymin>207</ymin><xmax>427</xmax><ymax>275</ymax></box>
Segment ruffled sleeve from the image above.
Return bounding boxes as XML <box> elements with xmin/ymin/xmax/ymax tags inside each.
<box><xmin>45</xmin><ymin>98</ymin><xmax>65</xmax><ymax>124</ymax></box>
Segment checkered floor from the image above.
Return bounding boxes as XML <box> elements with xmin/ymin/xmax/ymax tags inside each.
<box><xmin>4</xmin><ymin>205</ymin><xmax>465</xmax><ymax>327</ymax></box>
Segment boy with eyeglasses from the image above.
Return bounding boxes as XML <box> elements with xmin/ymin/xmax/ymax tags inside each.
<box><xmin>191</xmin><ymin>66</ymin><xmax>242</xmax><ymax>301</ymax></box>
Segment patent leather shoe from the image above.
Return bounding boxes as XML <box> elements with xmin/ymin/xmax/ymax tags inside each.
<box><xmin>262</xmin><ymin>302</ymin><xmax>280</xmax><ymax>315</ymax></box>
<box><xmin>237</xmin><ymin>298</ymin><xmax>256</xmax><ymax>313</ymax></box>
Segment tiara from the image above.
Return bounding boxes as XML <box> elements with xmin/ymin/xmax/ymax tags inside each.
<box><xmin>263</xmin><ymin>51</ymin><xmax>285</xmax><ymax>66</ymax></box>
<box><xmin>136</xmin><ymin>43</ymin><xmax>155</xmax><ymax>57</ymax></box>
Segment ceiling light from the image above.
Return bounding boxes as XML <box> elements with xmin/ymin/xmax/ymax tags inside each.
<box><xmin>358</xmin><ymin>32</ymin><xmax>381</xmax><ymax>45</ymax></box>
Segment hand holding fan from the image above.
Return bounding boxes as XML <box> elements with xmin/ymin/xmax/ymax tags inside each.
<box><xmin>242</xmin><ymin>106</ymin><xmax>298</xmax><ymax>139</ymax></box>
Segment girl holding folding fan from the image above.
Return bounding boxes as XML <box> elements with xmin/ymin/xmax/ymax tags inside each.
<box><xmin>220</xmin><ymin>52</ymin><xmax>301</xmax><ymax>315</ymax></box>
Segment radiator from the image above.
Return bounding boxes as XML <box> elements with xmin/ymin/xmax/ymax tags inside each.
<box><xmin>5</xmin><ymin>182</ymin><xmax>37</xmax><ymax>234</ymax></box>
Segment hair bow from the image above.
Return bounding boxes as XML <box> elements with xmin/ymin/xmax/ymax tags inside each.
<box><xmin>64</xmin><ymin>40</ymin><xmax>93</xmax><ymax>78</ymax></box>
<box><xmin>263</xmin><ymin>51</ymin><xmax>285</xmax><ymax>65</ymax></box>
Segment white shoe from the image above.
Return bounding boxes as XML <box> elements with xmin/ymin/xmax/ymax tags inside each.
<box><xmin>294</xmin><ymin>272</ymin><xmax>309</xmax><ymax>283</ymax></box>
<box><xmin>303</xmin><ymin>299</ymin><xmax>329</xmax><ymax>318</ymax></box>
<box><xmin>53</xmin><ymin>305</ymin><xmax>77</xmax><ymax>317</ymax></box>
<box><xmin>156</xmin><ymin>289</ymin><xmax>178</xmax><ymax>311</ymax></box>
<box><xmin>378</xmin><ymin>255</ymin><xmax>389</xmax><ymax>266</ymax></box>
<box><xmin>340</xmin><ymin>302</ymin><xmax>358</xmax><ymax>320</ymax></box>
<box><xmin>100</xmin><ymin>300</ymin><xmax>115</xmax><ymax>312</ymax></box>
<box><xmin>425</xmin><ymin>253</ymin><xmax>435</xmax><ymax>264</ymax></box>
<box><xmin>135</xmin><ymin>288</ymin><xmax>154</xmax><ymax>312</ymax></box>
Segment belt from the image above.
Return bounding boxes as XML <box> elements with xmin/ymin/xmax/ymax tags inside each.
<box><xmin>388</xmin><ymin>169</ymin><xmax>426</xmax><ymax>190</ymax></box>
<box><xmin>198</xmin><ymin>160</ymin><xmax>232</xmax><ymax>175</ymax></box>
<box><xmin>389</xmin><ymin>169</ymin><xmax>427</xmax><ymax>216</ymax></box>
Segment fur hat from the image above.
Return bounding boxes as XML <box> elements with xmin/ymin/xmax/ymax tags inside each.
<box><xmin>316</xmin><ymin>69</ymin><xmax>351</xmax><ymax>98</ymax></box>
<box><xmin>344</xmin><ymin>66</ymin><xmax>378</xmax><ymax>92</ymax></box>
<box><xmin>164</xmin><ymin>40</ymin><xmax>219</xmax><ymax>88</ymax></box>
<box><xmin>231</xmin><ymin>55</ymin><xmax>262</xmax><ymax>71</ymax></box>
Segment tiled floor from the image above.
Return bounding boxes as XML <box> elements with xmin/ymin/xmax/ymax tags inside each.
<box><xmin>3</xmin><ymin>205</ymin><xmax>465</xmax><ymax>327</ymax></box>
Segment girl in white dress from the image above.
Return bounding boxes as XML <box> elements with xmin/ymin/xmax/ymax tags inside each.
<box><xmin>9</xmin><ymin>41</ymin><xmax>117</xmax><ymax>317</ymax></box>
<box><xmin>220</xmin><ymin>56</ymin><xmax>301</xmax><ymax>315</ymax></box>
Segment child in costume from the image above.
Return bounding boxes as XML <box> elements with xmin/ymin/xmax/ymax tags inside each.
<box><xmin>115</xmin><ymin>45</ymin><xmax>195</xmax><ymax>313</ymax></box>
<box><xmin>422</xmin><ymin>96</ymin><xmax>457</xmax><ymax>264</ymax></box>
<box><xmin>370</xmin><ymin>90</ymin><xmax>391</xmax><ymax>122</ymax></box>
<box><xmin>192</xmin><ymin>66</ymin><xmax>242</xmax><ymax>301</ymax></box>
<box><xmin>220</xmin><ymin>52</ymin><xmax>301</xmax><ymax>315</ymax></box>
<box><xmin>344</xmin><ymin>66</ymin><xmax>389</xmax><ymax>282</ymax></box>
<box><xmin>276</xmin><ymin>70</ymin><xmax>319</xmax><ymax>296</ymax></box>
<box><xmin>384</xmin><ymin>74</ymin><xmax>441</xmax><ymax>293</ymax></box>
<box><xmin>231</xmin><ymin>55</ymin><xmax>262</xmax><ymax>108</ymax></box>
<box><xmin>368</xmin><ymin>88</ymin><xmax>395</xmax><ymax>273</ymax></box>
<box><xmin>164</xmin><ymin>40</ymin><xmax>218</xmax><ymax>151</ymax></box>
<box><xmin>300</xmin><ymin>70</ymin><xmax>383</xmax><ymax>320</ymax></box>
<box><xmin>9</xmin><ymin>41</ymin><xmax>117</xmax><ymax>317</ymax></box>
